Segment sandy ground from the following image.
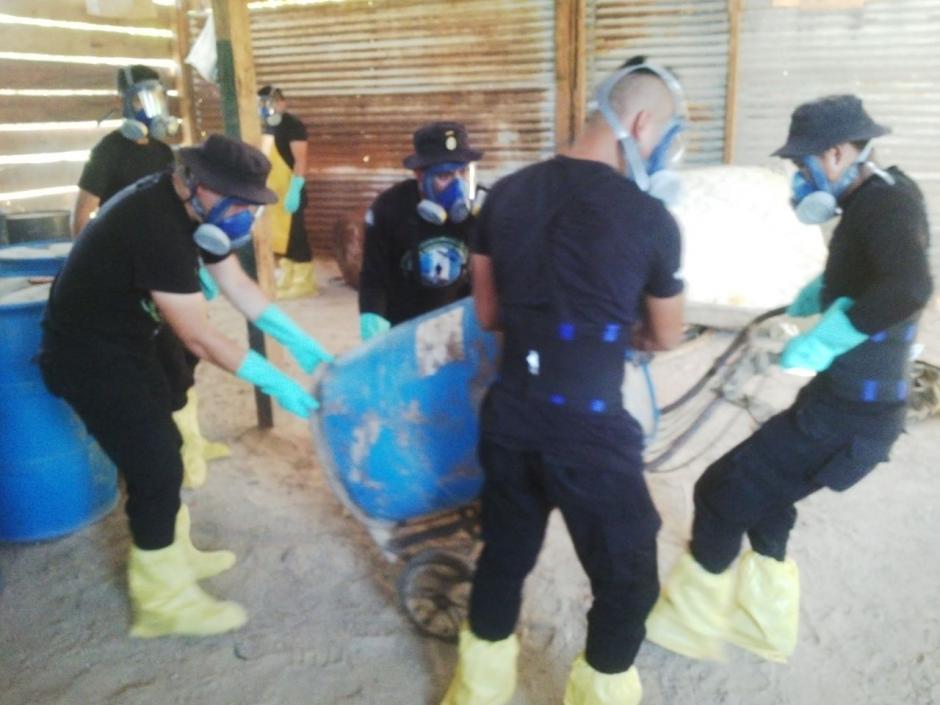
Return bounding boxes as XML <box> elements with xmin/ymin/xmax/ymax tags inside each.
<box><xmin>2</xmin><ymin>259</ymin><xmax>939</xmax><ymax>705</ymax></box>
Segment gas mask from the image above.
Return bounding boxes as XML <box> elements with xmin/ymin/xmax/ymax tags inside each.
<box><xmin>119</xmin><ymin>73</ymin><xmax>180</xmax><ymax>141</ymax></box>
<box><xmin>592</xmin><ymin>62</ymin><xmax>687</xmax><ymax>205</ymax></box>
<box><xmin>417</xmin><ymin>162</ymin><xmax>473</xmax><ymax>225</ymax></box>
<box><xmin>189</xmin><ymin>185</ymin><xmax>259</xmax><ymax>256</ymax></box>
<box><xmin>790</xmin><ymin>142</ymin><xmax>873</xmax><ymax>225</ymax></box>
<box><xmin>258</xmin><ymin>95</ymin><xmax>282</xmax><ymax>127</ymax></box>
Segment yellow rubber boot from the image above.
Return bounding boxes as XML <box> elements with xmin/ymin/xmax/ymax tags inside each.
<box><xmin>280</xmin><ymin>260</ymin><xmax>317</xmax><ymax>299</ymax></box>
<box><xmin>172</xmin><ymin>389</ymin><xmax>230</xmax><ymax>489</ymax></box>
<box><xmin>175</xmin><ymin>505</ymin><xmax>236</xmax><ymax>580</ymax></box>
<box><xmin>727</xmin><ymin>551</ymin><xmax>799</xmax><ymax>662</ymax></box>
<box><xmin>441</xmin><ymin>627</ymin><xmax>519</xmax><ymax>705</ymax></box>
<box><xmin>645</xmin><ymin>552</ymin><xmax>735</xmax><ymax>661</ymax></box>
<box><xmin>128</xmin><ymin>542</ymin><xmax>247</xmax><ymax>638</ymax></box>
<box><xmin>275</xmin><ymin>258</ymin><xmax>295</xmax><ymax>298</ymax></box>
<box><xmin>563</xmin><ymin>655</ymin><xmax>642</xmax><ymax>705</ymax></box>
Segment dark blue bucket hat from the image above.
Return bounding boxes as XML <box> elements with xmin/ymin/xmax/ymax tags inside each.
<box><xmin>772</xmin><ymin>94</ymin><xmax>890</xmax><ymax>159</ymax></box>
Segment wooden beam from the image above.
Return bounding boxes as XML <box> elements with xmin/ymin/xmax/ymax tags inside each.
<box><xmin>170</xmin><ymin>0</ymin><xmax>197</xmax><ymax>146</ymax></box>
<box><xmin>211</xmin><ymin>0</ymin><xmax>278</xmax><ymax>429</ymax></box>
<box><xmin>723</xmin><ymin>0</ymin><xmax>743</xmax><ymax>164</ymax></box>
<box><xmin>554</xmin><ymin>0</ymin><xmax>587</xmax><ymax>150</ymax></box>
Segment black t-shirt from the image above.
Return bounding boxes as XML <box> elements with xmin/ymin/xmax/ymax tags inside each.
<box><xmin>263</xmin><ymin>112</ymin><xmax>307</xmax><ymax>169</ymax></box>
<box><xmin>472</xmin><ymin>155</ymin><xmax>683</xmax><ymax>469</ymax></box>
<box><xmin>358</xmin><ymin>179</ymin><xmax>474</xmax><ymax>325</ymax></box>
<box><xmin>824</xmin><ymin>167</ymin><xmax>932</xmax><ymax>334</ymax></box>
<box><xmin>44</xmin><ymin>172</ymin><xmax>226</xmax><ymax>358</ymax></box>
<box><xmin>77</xmin><ymin>130</ymin><xmax>175</xmax><ymax>204</ymax></box>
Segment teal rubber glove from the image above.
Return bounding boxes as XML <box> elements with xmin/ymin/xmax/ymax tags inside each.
<box><xmin>236</xmin><ymin>350</ymin><xmax>319</xmax><ymax>418</ymax></box>
<box><xmin>787</xmin><ymin>274</ymin><xmax>824</xmax><ymax>317</ymax></box>
<box><xmin>360</xmin><ymin>312</ymin><xmax>391</xmax><ymax>341</ymax></box>
<box><xmin>284</xmin><ymin>175</ymin><xmax>305</xmax><ymax>214</ymax></box>
<box><xmin>780</xmin><ymin>297</ymin><xmax>868</xmax><ymax>373</ymax></box>
<box><xmin>256</xmin><ymin>304</ymin><xmax>334</xmax><ymax>373</ymax></box>
<box><xmin>198</xmin><ymin>265</ymin><xmax>219</xmax><ymax>301</ymax></box>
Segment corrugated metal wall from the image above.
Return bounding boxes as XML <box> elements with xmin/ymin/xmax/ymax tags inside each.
<box><xmin>586</xmin><ymin>0</ymin><xmax>731</xmax><ymax>165</ymax></box>
<box><xmin>731</xmin><ymin>0</ymin><xmax>940</xmax><ymax>269</ymax></box>
<box><xmin>0</xmin><ymin>0</ymin><xmax>177</xmax><ymax>220</ymax></box>
<box><xmin>189</xmin><ymin>0</ymin><xmax>556</xmax><ymax>255</ymax></box>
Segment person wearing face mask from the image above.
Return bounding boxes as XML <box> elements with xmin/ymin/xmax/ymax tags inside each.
<box><xmin>71</xmin><ymin>65</ymin><xmax>180</xmax><ymax>237</ymax></box>
<box><xmin>438</xmin><ymin>58</ymin><xmax>686</xmax><ymax>705</ymax></box>
<box><xmin>72</xmin><ymin>65</ymin><xmax>228</xmax><ymax>491</ymax></box>
<box><xmin>256</xmin><ymin>85</ymin><xmax>316</xmax><ymax>299</ymax></box>
<box><xmin>357</xmin><ymin>121</ymin><xmax>484</xmax><ymax>342</ymax></box>
<box><xmin>646</xmin><ymin>95</ymin><xmax>932</xmax><ymax>665</ymax></box>
<box><xmin>39</xmin><ymin>134</ymin><xmax>333</xmax><ymax>638</ymax></box>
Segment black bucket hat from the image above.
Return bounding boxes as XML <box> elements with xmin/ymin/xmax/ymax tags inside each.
<box><xmin>179</xmin><ymin>134</ymin><xmax>277</xmax><ymax>204</ymax></box>
<box><xmin>403</xmin><ymin>121</ymin><xmax>483</xmax><ymax>170</ymax></box>
<box><xmin>772</xmin><ymin>94</ymin><xmax>890</xmax><ymax>159</ymax></box>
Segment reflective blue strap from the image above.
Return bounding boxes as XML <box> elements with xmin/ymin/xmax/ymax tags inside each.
<box><xmin>603</xmin><ymin>324</ymin><xmax>621</xmax><ymax>343</ymax></box>
<box><xmin>897</xmin><ymin>380</ymin><xmax>909</xmax><ymax>400</ymax></box>
<box><xmin>861</xmin><ymin>380</ymin><xmax>879</xmax><ymax>402</ymax></box>
<box><xmin>550</xmin><ymin>393</ymin><xmax>566</xmax><ymax>406</ymax></box>
<box><xmin>589</xmin><ymin>399</ymin><xmax>607</xmax><ymax>413</ymax></box>
<box><xmin>871</xmin><ymin>331</ymin><xmax>888</xmax><ymax>343</ymax></box>
<box><xmin>558</xmin><ymin>323</ymin><xmax>575</xmax><ymax>341</ymax></box>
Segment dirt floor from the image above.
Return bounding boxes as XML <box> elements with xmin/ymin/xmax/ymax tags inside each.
<box><xmin>2</xmin><ymin>259</ymin><xmax>938</xmax><ymax>705</ymax></box>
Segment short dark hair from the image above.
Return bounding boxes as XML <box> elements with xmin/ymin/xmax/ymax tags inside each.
<box><xmin>257</xmin><ymin>85</ymin><xmax>284</xmax><ymax>100</ymax></box>
<box><xmin>117</xmin><ymin>65</ymin><xmax>160</xmax><ymax>93</ymax></box>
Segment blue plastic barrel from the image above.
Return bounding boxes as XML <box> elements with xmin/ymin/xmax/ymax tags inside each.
<box><xmin>0</xmin><ymin>243</ymin><xmax>118</xmax><ymax>542</ymax></box>
<box><xmin>313</xmin><ymin>298</ymin><xmax>498</xmax><ymax>523</ymax></box>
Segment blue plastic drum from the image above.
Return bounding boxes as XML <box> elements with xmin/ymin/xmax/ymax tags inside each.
<box><xmin>0</xmin><ymin>241</ymin><xmax>118</xmax><ymax>542</ymax></box>
<box><xmin>313</xmin><ymin>299</ymin><xmax>499</xmax><ymax>523</ymax></box>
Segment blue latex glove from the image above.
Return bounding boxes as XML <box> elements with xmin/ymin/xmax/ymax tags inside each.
<box><xmin>780</xmin><ymin>297</ymin><xmax>868</xmax><ymax>373</ymax></box>
<box><xmin>284</xmin><ymin>175</ymin><xmax>305</xmax><ymax>215</ymax></box>
<box><xmin>360</xmin><ymin>312</ymin><xmax>391</xmax><ymax>341</ymax></box>
<box><xmin>256</xmin><ymin>304</ymin><xmax>334</xmax><ymax>373</ymax></box>
<box><xmin>236</xmin><ymin>350</ymin><xmax>319</xmax><ymax>418</ymax></box>
<box><xmin>198</xmin><ymin>265</ymin><xmax>219</xmax><ymax>301</ymax></box>
<box><xmin>787</xmin><ymin>274</ymin><xmax>824</xmax><ymax>317</ymax></box>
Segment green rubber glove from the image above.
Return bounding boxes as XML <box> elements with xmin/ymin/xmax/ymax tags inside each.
<box><xmin>780</xmin><ymin>297</ymin><xmax>868</xmax><ymax>373</ymax></box>
<box><xmin>284</xmin><ymin>175</ymin><xmax>305</xmax><ymax>214</ymax></box>
<box><xmin>198</xmin><ymin>265</ymin><xmax>219</xmax><ymax>301</ymax></box>
<box><xmin>787</xmin><ymin>274</ymin><xmax>824</xmax><ymax>317</ymax></box>
<box><xmin>255</xmin><ymin>304</ymin><xmax>333</xmax><ymax>373</ymax></box>
<box><xmin>360</xmin><ymin>312</ymin><xmax>391</xmax><ymax>341</ymax></box>
<box><xmin>236</xmin><ymin>350</ymin><xmax>319</xmax><ymax>418</ymax></box>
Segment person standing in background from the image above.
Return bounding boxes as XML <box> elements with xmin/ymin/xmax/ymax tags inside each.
<box><xmin>258</xmin><ymin>85</ymin><xmax>317</xmax><ymax>299</ymax></box>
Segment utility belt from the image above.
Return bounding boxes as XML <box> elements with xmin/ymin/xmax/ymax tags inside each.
<box><xmin>824</xmin><ymin>316</ymin><xmax>918</xmax><ymax>404</ymax></box>
<box><xmin>497</xmin><ymin>313</ymin><xmax>628</xmax><ymax>414</ymax></box>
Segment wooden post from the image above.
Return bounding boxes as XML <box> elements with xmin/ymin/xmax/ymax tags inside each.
<box><xmin>211</xmin><ymin>0</ymin><xmax>278</xmax><ymax>428</ymax></box>
<box><xmin>170</xmin><ymin>0</ymin><xmax>198</xmax><ymax>146</ymax></box>
<box><xmin>555</xmin><ymin>0</ymin><xmax>588</xmax><ymax>150</ymax></box>
<box><xmin>723</xmin><ymin>0</ymin><xmax>743</xmax><ymax>164</ymax></box>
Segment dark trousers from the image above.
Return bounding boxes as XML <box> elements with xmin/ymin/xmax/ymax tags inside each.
<box><xmin>153</xmin><ymin>325</ymin><xmax>198</xmax><ymax>412</ymax></box>
<box><xmin>285</xmin><ymin>189</ymin><xmax>311</xmax><ymax>262</ymax></box>
<box><xmin>468</xmin><ymin>436</ymin><xmax>661</xmax><ymax>674</ymax></box>
<box><xmin>691</xmin><ymin>388</ymin><xmax>904</xmax><ymax>574</ymax></box>
<box><xmin>40</xmin><ymin>348</ymin><xmax>183</xmax><ymax>550</ymax></box>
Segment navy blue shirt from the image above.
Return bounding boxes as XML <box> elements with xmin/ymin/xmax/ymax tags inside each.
<box><xmin>472</xmin><ymin>155</ymin><xmax>683</xmax><ymax>470</ymax></box>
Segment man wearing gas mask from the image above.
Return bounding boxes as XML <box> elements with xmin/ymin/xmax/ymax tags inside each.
<box><xmin>40</xmin><ymin>135</ymin><xmax>333</xmax><ymax>638</ymax></box>
<box><xmin>439</xmin><ymin>59</ymin><xmax>686</xmax><ymax>705</ymax></box>
<box><xmin>72</xmin><ymin>65</ymin><xmax>179</xmax><ymax>236</ymax></box>
<box><xmin>358</xmin><ymin>121</ymin><xmax>484</xmax><ymax>341</ymax></box>
<box><xmin>257</xmin><ymin>85</ymin><xmax>316</xmax><ymax>299</ymax></box>
<box><xmin>71</xmin><ymin>65</ymin><xmax>228</xmax><ymax>491</ymax></box>
<box><xmin>647</xmin><ymin>95</ymin><xmax>932</xmax><ymax>665</ymax></box>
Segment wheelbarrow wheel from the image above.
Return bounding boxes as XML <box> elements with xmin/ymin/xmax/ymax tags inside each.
<box><xmin>397</xmin><ymin>549</ymin><xmax>473</xmax><ymax>643</ymax></box>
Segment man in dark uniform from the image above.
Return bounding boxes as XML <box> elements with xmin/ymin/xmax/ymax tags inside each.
<box><xmin>71</xmin><ymin>65</ymin><xmax>227</xmax><ymax>490</ymax></box>
<box><xmin>71</xmin><ymin>65</ymin><xmax>178</xmax><ymax>235</ymax></box>
<box><xmin>647</xmin><ymin>95</ymin><xmax>933</xmax><ymax>664</ymax></box>
<box><xmin>358</xmin><ymin>121</ymin><xmax>483</xmax><ymax>341</ymax></box>
<box><xmin>257</xmin><ymin>85</ymin><xmax>316</xmax><ymax>299</ymax></box>
<box><xmin>40</xmin><ymin>135</ymin><xmax>332</xmax><ymax>638</ymax></box>
<box><xmin>440</xmin><ymin>60</ymin><xmax>687</xmax><ymax>705</ymax></box>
